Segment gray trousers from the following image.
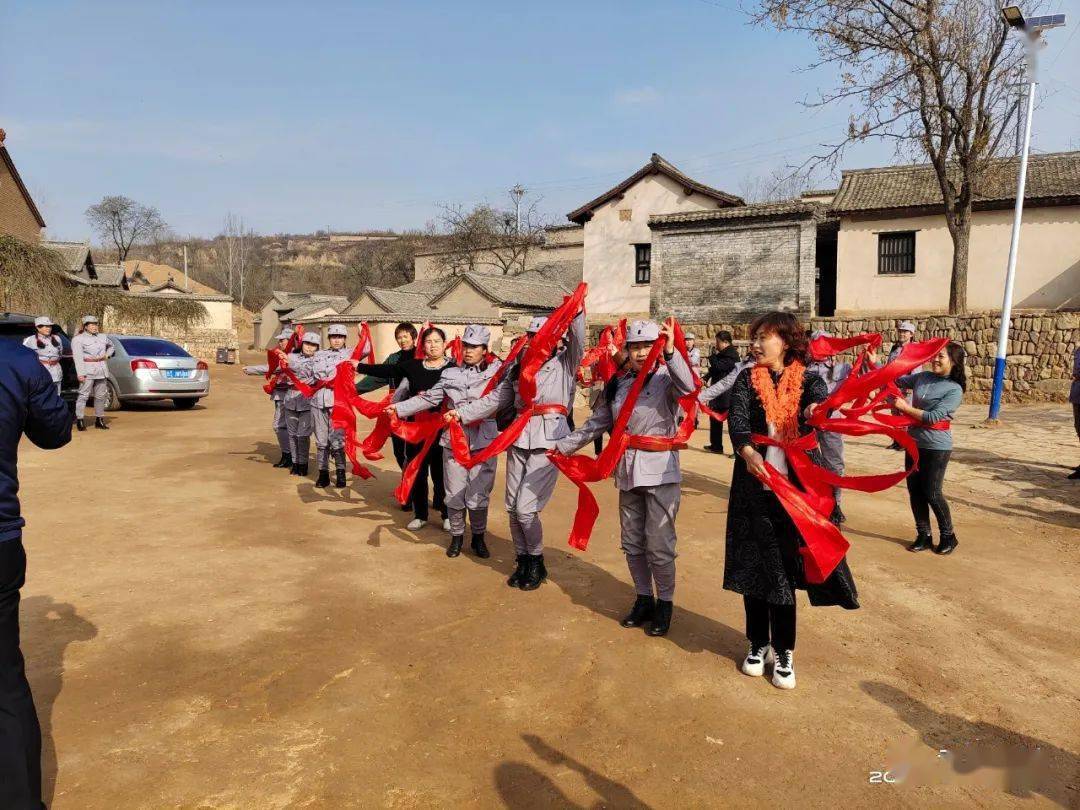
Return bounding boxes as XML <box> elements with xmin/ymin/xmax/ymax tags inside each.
<box><xmin>312</xmin><ymin>406</ymin><xmax>345</xmax><ymax>470</ymax></box>
<box><xmin>75</xmin><ymin>377</ymin><xmax>108</xmax><ymax>419</ymax></box>
<box><xmin>443</xmin><ymin>448</ymin><xmax>498</xmax><ymax>536</ymax></box>
<box><xmin>505</xmin><ymin>446</ymin><xmax>559</xmax><ymax>556</ymax></box>
<box><xmin>619</xmin><ymin>483</ymin><xmax>680</xmax><ymax>601</ymax></box>
<box><xmin>816</xmin><ymin>428</ymin><xmax>845</xmax><ymax>503</ymax></box>
<box><xmin>272</xmin><ymin>400</ymin><xmax>290</xmax><ymax>454</ymax></box>
<box><xmin>285</xmin><ymin>408</ymin><xmax>313</xmax><ymax>462</ymax></box>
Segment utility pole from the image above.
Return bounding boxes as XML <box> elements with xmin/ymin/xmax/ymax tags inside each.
<box><xmin>510</xmin><ymin>184</ymin><xmax>526</xmax><ymax>234</ymax></box>
<box><xmin>988</xmin><ymin>7</ymin><xmax>1066</xmax><ymax>422</ymax></box>
<box><xmin>183</xmin><ymin>245</ymin><xmax>189</xmax><ymax>291</ymax></box>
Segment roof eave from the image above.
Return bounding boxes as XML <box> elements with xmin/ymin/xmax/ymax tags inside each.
<box><xmin>0</xmin><ymin>146</ymin><xmax>46</xmax><ymax>228</ymax></box>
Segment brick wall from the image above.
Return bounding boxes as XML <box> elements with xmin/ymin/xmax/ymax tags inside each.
<box><xmin>666</xmin><ymin>311</ymin><xmax>1079</xmax><ymax>404</ymax></box>
<box><xmin>651</xmin><ymin>217</ymin><xmax>816</xmax><ymax>323</ymax></box>
<box><xmin>0</xmin><ymin>156</ymin><xmax>43</xmax><ymax>244</ymax></box>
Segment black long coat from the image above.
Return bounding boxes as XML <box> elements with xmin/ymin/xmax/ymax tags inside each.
<box><xmin>706</xmin><ymin>345</ymin><xmax>742</xmax><ymax>412</ymax></box>
<box><xmin>723</xmin><ymin>365</ymin><xmax>859</xmax><ymax>609</ymax></box>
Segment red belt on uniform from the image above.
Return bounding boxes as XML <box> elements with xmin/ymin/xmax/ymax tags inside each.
<box><xmin>41</xmin><ymin>359</ymin><xmax>59</xmax><ymax>365</ymax></box>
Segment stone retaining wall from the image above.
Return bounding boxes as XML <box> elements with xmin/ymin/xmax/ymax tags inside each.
<box><xmin>591</xmin><ymin>310</ymin><xmax>1079</xmax><ymax>404</ymax></box>
<box><xmin>110</xmin><ymin>325</ymin><xmax>239</xmax><ymax>363</ymax></box>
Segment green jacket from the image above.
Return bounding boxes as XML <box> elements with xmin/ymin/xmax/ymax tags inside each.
<box><xmin>355</xmin><ymin>349</ymin><xmax>409</xmax><ymax>393</ymax></box>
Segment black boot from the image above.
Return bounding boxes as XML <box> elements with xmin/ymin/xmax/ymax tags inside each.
<box><xmin>314</xmin><ymin>469</ymin><xmax>331</xmax><ymax>488</ymax></box>
<box><xmin>470</xmin><ymin>533</ymin><xmax>490</xmax><ymax>559</ymax></box>
<box><xmin>830</xmin><ymin>505</ymin><xmax>846</xmax><ymax>524</ymax></box>
<box><xmin>620</xmin><ymin>595</ymin><xmax>655</xmax><ymax>628</ymax></box>
<box><xmin>298</xmin><ymin>463</ymin><xmax>309</xmax><ymax>477</ymax></box>
<box><xmin>446</xmin><ymin>535</ymin><xmax>464</xmax><ymax>558</ymax></box>
<box><xmin>507</xmin><ymin>555</ymin><xmax>527</xmax><ymax>587</ymax></box>
<box><xmin>646</xmin><ymin>600</ymin><xmax>673</xmax><ymax>637</ymax></box>
<box><xmin>520</xmin><ymin>554</ymin><xmax>546</xmax><ymax>591</ymax></box>
<box><xmin>273</xmin><ymin>453</ymin><xmax>293</xmax><ymax>469</ymax></box>
<box><xmin>76</xmin><ymin>418</ymin><xmax>86</xmax><ymax>432</ymax></box>
<box><xmin>289</xmin><ymin>462</ymin><xmax>301</xmax><ymax>476</ymax></box>
<box><xmin>334</xmin><ymin>469</ymin><xmax>347</xmax><ymax>488</ymax></box>
<box><xmin>94</xmin><ymin>417</ymin><xmax>109</xmax><ymax>430</ymax></box>
<box><xmin>908</xmin><ymin>533</ymin><xmax>933</xmax><ymax>552</ymax></box>
<box><xmin>934</xmin><ymin>533</ymin><xmax>959</xmax><ymax>555</ymax></box>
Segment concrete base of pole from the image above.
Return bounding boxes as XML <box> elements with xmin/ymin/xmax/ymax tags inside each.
<box><xmin>974</xmin><ymin>418</ymin><xmax>1004</xmax><ymax>429</ymax></box>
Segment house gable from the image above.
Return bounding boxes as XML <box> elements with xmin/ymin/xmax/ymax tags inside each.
<box><xmin>0</xmin><ymin>131</ymin><xmax>46</xmax><ymax>243</ymax></box>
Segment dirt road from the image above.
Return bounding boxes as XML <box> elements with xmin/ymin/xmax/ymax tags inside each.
<box><xmin>16</xmin><ymin>360</ymin><xmax>1079</xmax><ymax>808</ymax></box>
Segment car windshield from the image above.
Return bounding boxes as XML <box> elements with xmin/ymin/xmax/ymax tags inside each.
<box><xmin>118</xmin><ymin>338</ymin><xmax>191</xmax><ymax>358</ymax></box>
<box><xmin>0</xmin><ymin>322</ymin><xmax>72</xmax><ymax>350</ymax></box>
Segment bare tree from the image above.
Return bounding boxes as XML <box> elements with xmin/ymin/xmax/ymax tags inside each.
<box><xmin>433</xmin><ymin>190</ymin><xmax>551</xmax><ymax>277</ymax></box>
<box><xmin>739</xmin><ymin>166</ymin><xmax>818</xmax><ymax>202</ymax></box>
<box><xmin>85</xmin><ymin>196</ymin><xmax>169</xmax><ymax>261</ymax></box>
<box><xmin>754</xmin><ymin>0</ymin><xmax>1025</xmax><ymax>313</ymax></box>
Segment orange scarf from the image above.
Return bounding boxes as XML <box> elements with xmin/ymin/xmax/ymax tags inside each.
<box><xmin>751</xmin><ymin>360</ymin><xmax>805</xmax><ymax>442</ymax></box>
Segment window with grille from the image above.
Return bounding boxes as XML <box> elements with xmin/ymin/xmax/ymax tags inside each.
<box><xmin>878</xmin><ymin>231</ymin><xmax>916</xmax><ymax>275</ymax></box>
<box><xmin>634</xmin><ymin>243</ymin><xmax>651</xmax><ymax>284</ymax></box>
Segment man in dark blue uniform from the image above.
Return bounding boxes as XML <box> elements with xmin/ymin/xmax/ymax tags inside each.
<box><xmin>0</xmin><ymin>340</ymin><xmax>72</xmax><ymax>808</ymax></box>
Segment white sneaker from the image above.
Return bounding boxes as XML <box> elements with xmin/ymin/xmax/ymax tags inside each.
<box><xmin>406</xmin><ymin>518</ymin><xmax>426</xmax><ymax>531</ymax></box>
<box><xmin>768</xmin><ymin>648</ymin><xmax>796</xmax><ymax>690</ymax></box>
<box><xmin>442</xmin><ymin>518</ymin><xmax>451</xmax><ymax>532</ymax></box>
<box><xmin>741</xmin><ymin>642</ymin><xmax>771</xmax><ymax>677</ymax></box>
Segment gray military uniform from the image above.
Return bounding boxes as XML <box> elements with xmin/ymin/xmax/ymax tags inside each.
<box><xmin>456</xmin><ymin>312</ymin><xmax>585</xmax><ymax>556</ymax></box>
<box><xmin>22</xmin><ymin>335</ymin><xmax>64</xmax><ymax>393</ymax></box>
<box><xmin>557</xmin><ymin>346</ymin><xmax>695</xmax><ymax>602</ymax></box>
<box><xmin>269</xmin><ymin>366</ymin><xmax>292</xmax><ymax>455</ymax></box>
<box><xmin>807</xmin><ymin>358</ymin><xmax>852</xmax><ymax>503</ymax></box>
<box><xmin>697</xmin><ymin>358</ymin><xmax>752</xmax><ymax>404</ymax></box>
<box><xmin>311</xmin><ymin>346</ymin><xmax>352</xmax><ymax>471</ymax></box>
<box><xmin>282</xmin><ymin>352</ymin><xmax>319</xmax><ymax>462</ymax></box>
<box><xmin>71</xmin><ymin>331</ymin><xmax>115</xmax><ymax>418</ymax></box>
<box><xmin>396</xmin><ymin>359</ymin><xmax>503</xmax><ymax>537</ymax></box>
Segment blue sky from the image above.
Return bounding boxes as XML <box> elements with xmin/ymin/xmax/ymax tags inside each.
<box><xmin>4</xmin><ymin>0</ymin><xmax>1078</xmax><ymax>241</ymax></box>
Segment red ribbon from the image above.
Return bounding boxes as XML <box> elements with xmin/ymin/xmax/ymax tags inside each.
<box><xmin>748</xmin><ymin>335</ymin><xmax>950</xmax><ymax>583</ymax></box>
<box><xmin>262</xmin><ymin>329</ymin><xmax>302</xmax><ymax>394</ymax></box>
<box><xmin>445</xmin><ymin>283</ymin><xmax>588</xmax><ymax>469</ymax></box>
<box><xmin>547</xmin><ymin>321</ymin><xmax>700</xmax><ymax>551</ymax></box>
<box><xmin>577</xmin><ymin>319</ymin><xmax>627</xmax><ymax>385</ymax></box>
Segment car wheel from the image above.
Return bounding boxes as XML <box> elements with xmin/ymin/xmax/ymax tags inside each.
<box><xmin>173</xmin><ymin>398</ymin><xmax>198</xmax><ymax>410</ymax></box>
<box><xmin>104</xmin><ymin>382</ymin><xmax>123</xmax><ymax>412</ymax></box>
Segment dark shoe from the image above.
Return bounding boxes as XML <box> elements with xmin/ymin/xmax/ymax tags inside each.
<box><xmin>334</xmin><ymin>469</ymin><xmax>347</xmax><ymax>488</ymax></box>
<box><xmin>94</xmin><ymin>417</ymin><xmax>109</xmax><ymax>430</ymax></box>
<box><xmin>298</xmin><ymin>463</ymin><xmax>309</xmax><ymax>477</ymax></box>
<box><xmin>289</xmin><ymin>463</ymin><xmax>301</xmax><ymax>476</ymax></box>
<box><xmin>470</xmin><ymin>533</ymin><xmax>490</xmax><ymax>559</ymax></box>
<box><xmin>507</xmin><ymin>555</ymin><xmax>527</xmax><ymax>588</ymax></box>
<box><xmin>400</xmin><ymin>503</ymin><xmax>412</xmax><ymax>512</ymax></box>
<box><xmin>446</xmin><ymin>535</ymin><xmax>464</xmax><ymax>558</ymax></box>
<box><xmin>273</xmin><ymin>453</ymin><xmax>293</xmax><ymax>469</ymax></box>
<box><xmin>646</xmin><ymin>600</ymin><xmax>673</xmax><ymax>636</ymax></box>
<box><xmin>934</xmin><ymin>533</ymin><xmax>959</xmax><ymax>555</ymax></box>
<box><xmin>620</xmin><ymin>595</ymin><xmax>655</xmax><ymax>628</ymax></box>
<box><xmin>519</xmin><ymin>554</ymin><xmax>545</xmax><ymax>591</ymax></box>
<box><xmin>830</xmin><ymin>505</ymin><xmax>846</xmax><ymax>525</ymax></box>
<box><xmin>314</xmin><ymin>469</ymin><xmax>331</xmax><ymax>488</ymax></box>
<box><xmin>1069</xmin><ymin>469</ymin><xmax>1080</xmax><ymax>480</ymax></box>
<box><xmin>76</xmin><ymin>418</ymin><xmax>86</xmax><ymax>432</ymax></box>
<box><xmin>908</xmin><ymin>533</ymin><xmax>933</xmax><ymax>552</ymax></box>
<box><xmin>888</xmin><ymin>440</ymin><xmax>902</xmax><ymax>451</ymax></box>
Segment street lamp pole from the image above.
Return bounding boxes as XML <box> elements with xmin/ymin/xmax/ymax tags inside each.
<box><xmin>510</xmin><ymin>184</ymin><xmax>526</xmax><ymax>234</ymax></box>
<box><xmin>987</xmin><ymin>7</ymin><xmax>1066</xmax><ymax>421</ymax></box>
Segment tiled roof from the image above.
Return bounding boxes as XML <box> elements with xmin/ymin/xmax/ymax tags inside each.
<box><xmin>432</xmin><ymin>272</ymin><xmax>568</xmax><ymax>310</ymax></box>
<box><xmin>294</xmin><ymin>313</ymin><xmax>503</xmax><ymax>326</ymax></box>
<box><xmin>830</xmin><ymin>151</ymin><xmax>1080</xmax><ymax>214</ymax></box>
<box><xmin>566</xmin><ymin>153</ymin><xmax>744</xmax><ymax>224</ymax></box>
<box><xmin>364</xmin><ymin>287</ymin><xmax>434</xmax><ymax>312</ymax></box>
<box><xmin>520</xmin><ymin>261</ymin><xmax>582</xmax><ymax>289</ymax></box>
<box><xmin>801</xmin><ymin>188</ymin><xmax>837</xmax><ymax>197</ymax></box>
<box><xmin>545</xmin><ymin>223</ymin><xmax>584</xmax><ymax>232</ymax></box>
<box><xmin>91</xmin><ymin>263</ymin><xmax>128</xmax><ymax>288</ymax></box>
<box><xmin>395</xmin><ymin>277</ymin><xmax>454</xmax><ymax>296</ymax></box>
<box><xmin>650</xmin><ymin>199</ymin><xmax>826</xmax><ymax>227</ymax></box>
<box><xmin>41</xmin><ymin>240</ymin><xmax>91</xmax><ymax>274</ymax></box>
<box><xmin>284</xmin><ymin>297</ymin><xmax>349</xmax><ymax>321</ymax></box>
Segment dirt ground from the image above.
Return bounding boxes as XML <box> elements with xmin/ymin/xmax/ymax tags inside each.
<box><xmin>16</xmin><ymin>357</ymin><xmax>1079</xmax><ymax>809</ymax></box>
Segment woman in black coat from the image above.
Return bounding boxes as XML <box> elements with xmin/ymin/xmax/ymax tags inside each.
<box><xmin>725</xmin><ymin>312</ymin><xmax>858</xmax><ymax>691</ymax></box>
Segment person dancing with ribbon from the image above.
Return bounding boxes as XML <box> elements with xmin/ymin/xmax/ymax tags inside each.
<box><xmin>555</xmin><ymin>318</ymin><xmax>695</xmax><ymax>637</ymax></box>
<box><xmin>447</xmin><ymin>309</ymin><xmax>586</xmax><ymax>592</ymax></box>
<box><xmin>391</xmin><ymin>325</ymin><xmax>502</xmax><ymax>559</ymax></box>
<box><xmin>353</xmin><ymin>326</ymin><xmax>454</xmax><ymax>531</ymax></box>
<box><xmin>281</xmin><ymin>332</ymin><xmax>322</xmax><ymax>477</ymax></box>
<box><xmin>311</xmin><ymin>324</ymin><xmax>363</xmax><ymax>489</ymax></box>
<box><xmin>267</xmin><ymin>329</ymin><xmax>296</xmax><ymax>470</ymax></box>
<box><xmin>726</xmin><ymin>312</ymin><xmax>859</xmax><ymax>690</ymax></box>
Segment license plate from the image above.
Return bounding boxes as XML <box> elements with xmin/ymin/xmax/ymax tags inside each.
<box><xmin>165</xmin><ymin>369</ymin><xmax>189</xmax><ymax>379</ymax></box>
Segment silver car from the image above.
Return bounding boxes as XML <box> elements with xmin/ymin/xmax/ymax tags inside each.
<box><xmin>104</xmin><ymin>334</ymin><xmax>211</xmax><ymax>410</ymax></box>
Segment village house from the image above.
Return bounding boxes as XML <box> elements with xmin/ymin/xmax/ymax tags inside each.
<box><xmin>42</xmin><ymin>240</ymin><xmax>130</xmax><ymax>290</ymax></box>
<box><xmin>0</xmin><ymin>128</ymin><xmax>46</xmax><ymax>244</ymax></box>
<box><xmin>255</xmin><ymin>291</ymin><xmax>350</xmax><ymax>348</ymax></box>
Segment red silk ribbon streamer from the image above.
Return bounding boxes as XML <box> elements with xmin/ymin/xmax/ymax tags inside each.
<box><xmin>357</xmin><ymin>409</ymin><xmax>446</xmax><ymax>504</ymax></box>
<box><xmin>577</xmin><ymin>319</ymin><xmax>627</xmax><ymax>385</ymax></box>
<box><xmin>547</xmin><ymin>321</ymin><xmax>700</xmax><ymax>551</ymax></box>
<box><xmin>262</xmin><ymin>329</ymin><xmax>302</xmax><ymax>394</ymax></box>
<box><xmin>482</xmin><ymin>335</ymin><xmax>527</xmax><ymax>396</ymax></box>
<box><xmin>445</xmin><ymin>283</ymin><xmax>588</xmax><ymax>469</ymax></box>
<box><xmin>746</xmin><ymin>335</ymin><xmax>951</xmax><ymax>583</ymax></box>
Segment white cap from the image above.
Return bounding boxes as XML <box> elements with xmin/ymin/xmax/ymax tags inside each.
<box><xmin>462</xmin><ymin>324</ymin><xmax>490</xmax><ymax>346</ymax></box>
<box><xmin>327</xmin><ymin>324</ymin><xmax>348</xmax><ymax>337</ymax></box>
<box><xmin>810</xmin><ymin>329</ymin><xmax>831</xmax><ymax>340</ymax></box>
<box><xmin>526</xmin><ymin>315</ymin><xmax>548</xmax><ymax>334</ymax></box>
<box><xmin>626</xmin><ymin>320</ymin><xmax>660</xmax><ymax>344</ymax></box>
<box><xmin>34</xmin><ymin>316</ymin><xmax>54</xmax><ymax>327</ymax></box>
<box><xmin>82</xmin><ymin>314</ymin><xmax>99</xmax><ymax>325</ymax></box>
<box><xmin>301</xmin><ymin>332</ymin><xmax>321</xmax><ymax>347</ymax></box>
<box><xmin>685</xmin><ymin>332</ymin><xmax>696</xmax><ymax>340</ymax></box>
<box><xmin>898</xmin><ymin>321</ymin><xmax>916</xmax><ymax>333</ymax></box>
<box><xmin>275</xmin><ymin>329</ymin><xmax>293</xmax><ymax>341</ymax></box>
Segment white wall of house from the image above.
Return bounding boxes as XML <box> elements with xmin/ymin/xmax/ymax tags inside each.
<box><xmin>835</xmin><ymin>205</ymin><xmax>1080</xmax><ymax>313</ymax></box>
<box><xmin>430</xmin><ymin>282</ymin><xmax>501</xmax><ymax>317</ymax></box>
<box><xmin>582</xmin><ymin>173</ymin><xmax>722</xmax><ymax>320</ymax></box>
